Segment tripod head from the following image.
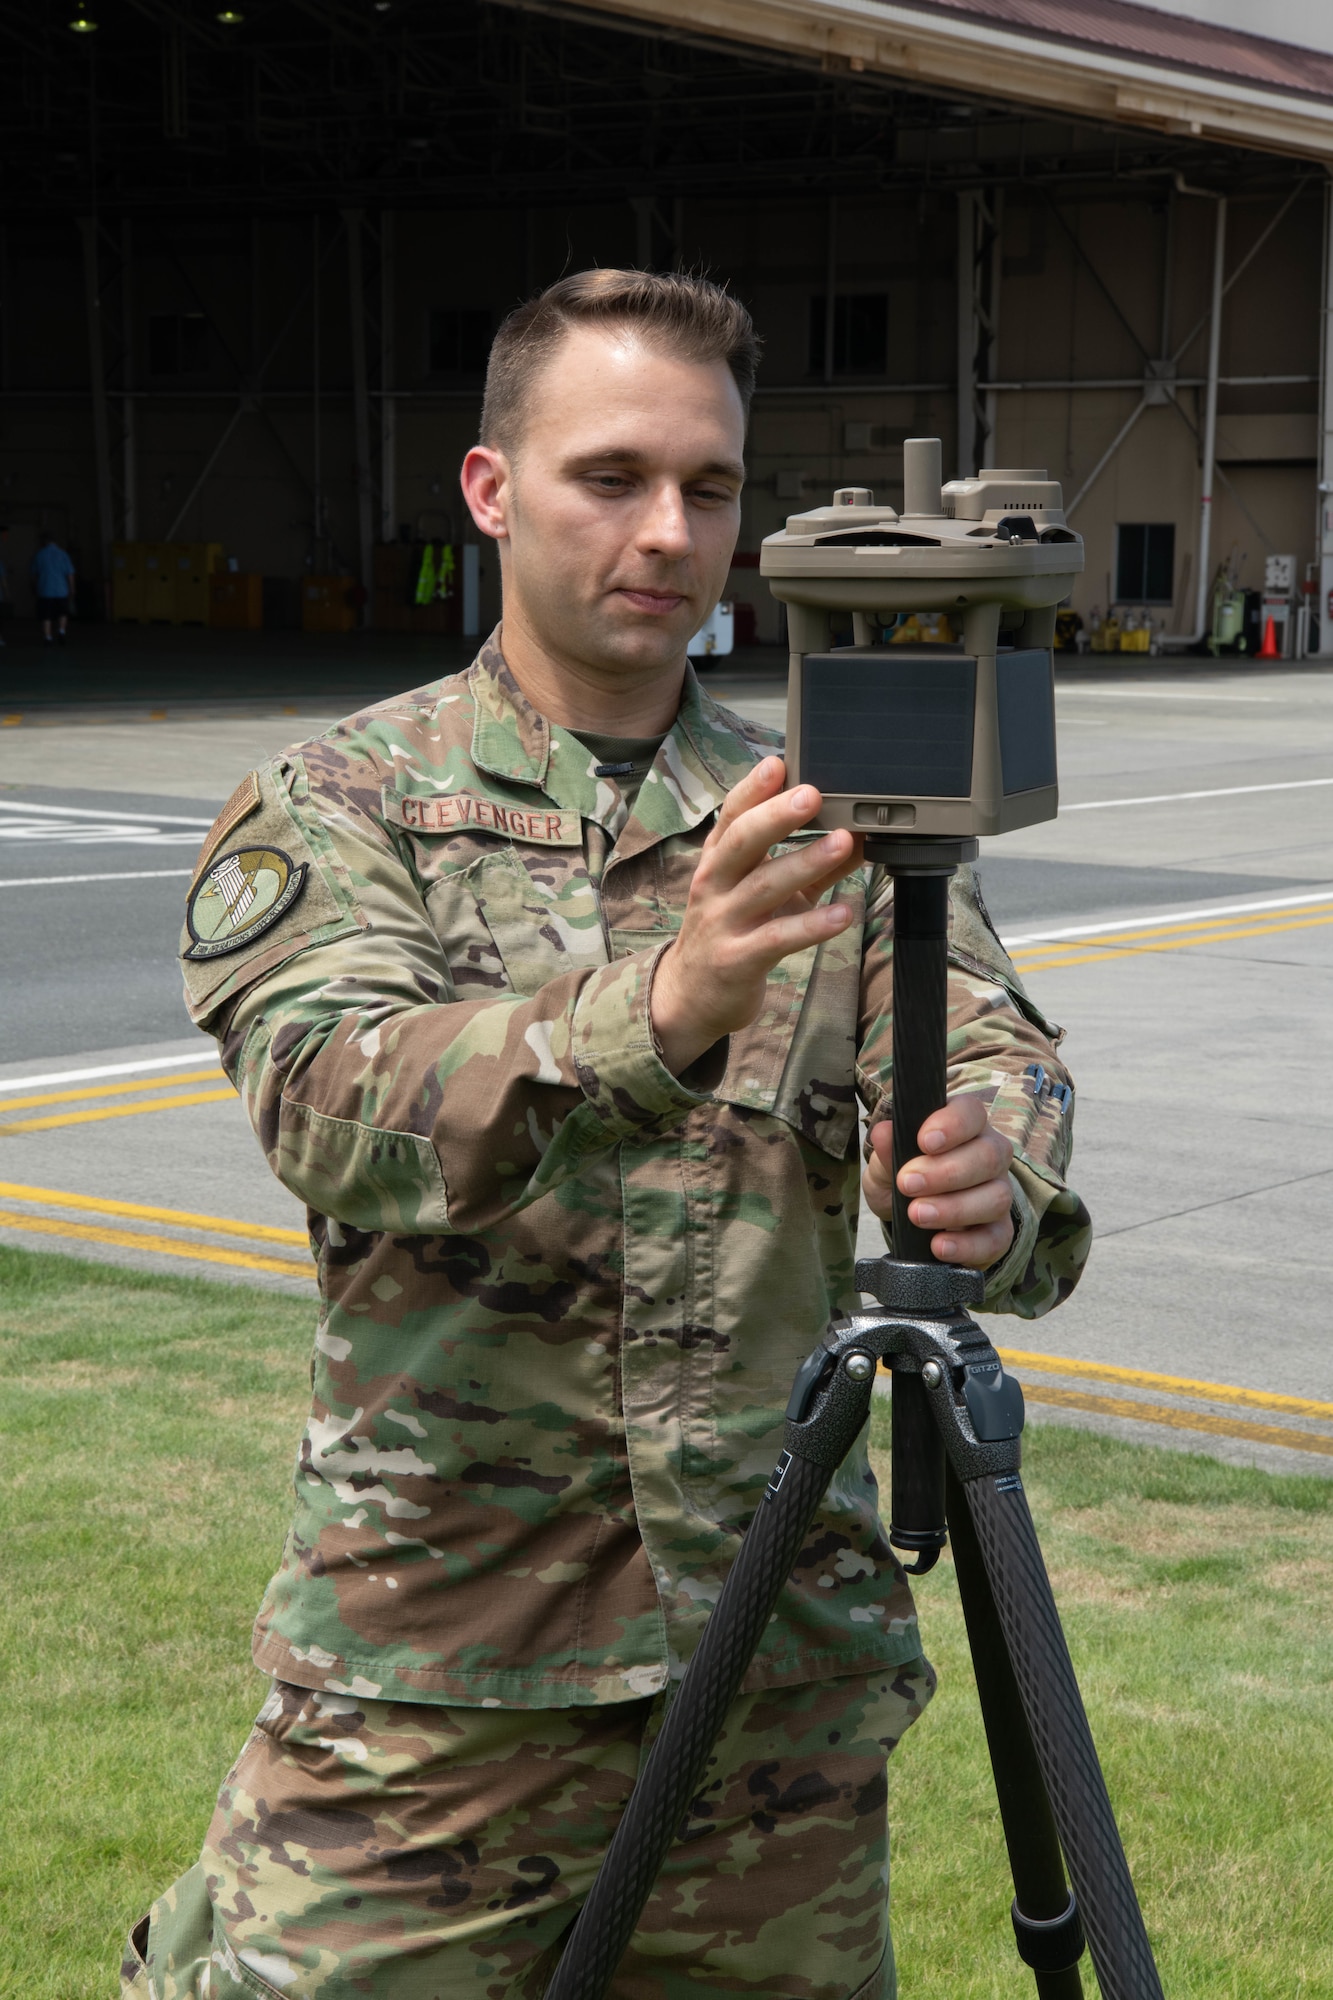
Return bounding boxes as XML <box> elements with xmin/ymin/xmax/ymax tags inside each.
<box><xmin>759</xmin><ymin>439</ymin><xmax>1083</xmax><ymax>845</ymax></box>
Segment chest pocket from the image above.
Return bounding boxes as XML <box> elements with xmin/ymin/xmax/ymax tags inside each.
<box><xmin>425</xmin><ymin>843</ymin><xmax>610</xmax><ymax>999</ymax></box>
<box><xmin>717</xmin><ymin>889</ymin><xmax>866</xmax><ymax>1162</ymax></box>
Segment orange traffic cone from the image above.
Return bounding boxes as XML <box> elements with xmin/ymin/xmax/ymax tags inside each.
<box><xmin>1257</xmin><ymin>615</ymin><xmax>1281</xmax><ymax>659</ymax></box>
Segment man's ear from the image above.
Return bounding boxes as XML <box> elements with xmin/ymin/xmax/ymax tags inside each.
<box><xmin>461</xmin><ymin>445</ymin><xmax>512</xmax><ymax>542</ymax></box>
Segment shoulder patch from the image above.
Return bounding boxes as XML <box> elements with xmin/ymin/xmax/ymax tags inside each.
<box><xmin>191</xmin><ymin>772</ymin><xmax>261</xmax><ymax>885</ymax></box>
<box><xmin>184</xmin><ymin>845</ymin><xmax>308</xmax><ymax>959</ymax></box>
<box><xmin>384</xmin><ymin>789</ymin><xmax>582</xmax><ymax>846</ymax></box>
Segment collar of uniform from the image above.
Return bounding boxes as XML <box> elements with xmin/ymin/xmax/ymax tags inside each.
<box><xmin>466</xmin><ymin>633</ymin><xmax>768</xmax><ymax>839</ymax></box>
<box><xmin>468</xmin><ymin>633</ymin><xmax>555</xmax><ymax>790</ymax></box>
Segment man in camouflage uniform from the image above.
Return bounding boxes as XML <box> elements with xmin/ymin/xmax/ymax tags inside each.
<box><xmin>124</xmin><ymin>272</ymin><xmax>1088</xmax><ymax>2000</ymax></box>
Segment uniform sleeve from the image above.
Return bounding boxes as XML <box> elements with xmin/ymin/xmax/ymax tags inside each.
<box><xmin>180</xmin><ymin>756</ymin><xmax>714</xmax><ymax>1234</ymax></box>
<box><xmin>855</xmin><ymin>862</ymin><xmax>1091</xmax><ymax>1319</ymax></box>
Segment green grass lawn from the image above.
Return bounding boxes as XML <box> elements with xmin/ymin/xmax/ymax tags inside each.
<box><xmin>2</xmin><ymin>1242</ymin><xmax>1331</xmax><ymax>1997</ymax></box>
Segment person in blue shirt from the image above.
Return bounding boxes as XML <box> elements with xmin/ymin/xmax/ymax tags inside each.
<box><xmin>31</xmin><ymin>532</ymin><xmax>76</xmax><ymax>644</ymax></box>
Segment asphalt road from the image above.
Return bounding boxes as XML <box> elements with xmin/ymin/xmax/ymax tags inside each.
<box><xmin>2</xmin><ymin>658</ymin><xmax>1331</xmax><ymax>1471</ymax></box>
<box><xmin>0</xmin><ymin>786</ymin><xmax>218</xmax><ymax>1060</ymax></box>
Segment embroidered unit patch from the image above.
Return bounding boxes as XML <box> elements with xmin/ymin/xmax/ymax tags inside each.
<box><xmin>184</xmin><ymin>845</ymin><xmax>308</xmax><ymax>959</ymax></box>
<box><xmin>385</xmin><ymin>791</ymin><xmax>582</xmax><ymax>845</ymax></box>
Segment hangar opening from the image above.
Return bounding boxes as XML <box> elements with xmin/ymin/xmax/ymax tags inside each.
<box><xmin>3</xmin><ymin>0</ymin><xmax>1331</xmax><ymax>672</ymax></box>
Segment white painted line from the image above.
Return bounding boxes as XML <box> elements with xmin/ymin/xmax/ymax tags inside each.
<box><xmin>1062</xmin><ymin>776</ymin><xmax>1333</xmax><ymax>811</ymax></box>
<box><xmin>1058</xmin><ymin>687</ymin><xmax>1275</xmax><ymax>703</ymax></box>
<box><xmin>0</xmin><ymin>1052</ymin><xmax>216</xmax><ymax>1093</ymax></box>
<box><xmin>1006</xmin><ymin>887</ymin><xmax>1333</xmax><ymax>947</ymax></box>
<box><xmin>0</xmin><ymin>869</ymin><xmax>194</xmax><ymax>888</ymax></box>
<box><xmin>0</xmin><ymin>799</ymin><xmax>213</xmax><ymax>826</ymax></box>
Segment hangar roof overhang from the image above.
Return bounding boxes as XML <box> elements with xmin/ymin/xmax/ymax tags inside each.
<box><xmin>518</xmin><ymin>0</ymin><xmax>1333</xmax><ymax>162</ymax></box>
<box><xmin>1</xmin><ymin>0</ymin><xmax>1319</xmax><ymax>219</ymax></box>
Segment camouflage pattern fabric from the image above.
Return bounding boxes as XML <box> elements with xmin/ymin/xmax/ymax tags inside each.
<box><xmin>176</xmin><ymin>635</ymin><xmax>1089</xmax><ymax>1712</ymax></box>
<box><xmin>122</xmin><ymin>1661</ymin><xmax>935</xmax><ymax>1999</ymax></box>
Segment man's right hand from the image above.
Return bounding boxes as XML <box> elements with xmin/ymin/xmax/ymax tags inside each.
<box><xmin>651</xmin><ymin>756</ymin><xmax>861</xmax><ymax>1076</ymax></box>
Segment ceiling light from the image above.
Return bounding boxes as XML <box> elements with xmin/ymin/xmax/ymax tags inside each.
<box><xmin>69</xmin><ymin>9</ymin><xmax>98</xmax><ymax>29</ymax></box>
<box><xmin>374</xmin><ymin>2</ymin><xmax>392</xmax><ymax>11</ymax></box>
<box><xmin>216</xmin><ymin>7</ymin><xmax>244</xmax><ymax>20</ymax></box>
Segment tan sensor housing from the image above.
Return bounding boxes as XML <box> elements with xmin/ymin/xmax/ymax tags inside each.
<box><xmin>759</xmin><ymin>439</ymin><xmax>1084</xmax><ymax>840</ymax></box>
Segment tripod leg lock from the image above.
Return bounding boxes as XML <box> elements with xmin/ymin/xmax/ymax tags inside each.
<box><xmin>1011</xmin><ymin>1892</ymin><xmax>1086</xmax><ymax>1974</ymax></box>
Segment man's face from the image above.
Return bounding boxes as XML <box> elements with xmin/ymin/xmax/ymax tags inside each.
<box><xmin>470</xmin><ymin>325</ymin><xmax>746</xmax><ymax>682</ymax></box>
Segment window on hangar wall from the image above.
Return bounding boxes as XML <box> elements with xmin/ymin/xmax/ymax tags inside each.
<box><xmin>147</xmin><ymin>312</ymin><xmax>210</xmax><ymax>378</ymax></box>
<box><xmin>428</xmin><ymin>308</ymin><xmax>493</xmax><ymax>378</ymax></box>
<box><xmin>1116</xmin><ymin>524</ymin><xmax>1176</xmax><ymax>605</ymax></box>
<box><xmin>808</xmin><ymin>295</ymin><xmax>888</xmax><ymax>377</ymax></box>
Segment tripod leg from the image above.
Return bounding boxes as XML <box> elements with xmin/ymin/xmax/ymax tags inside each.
<box><xmin>946</xmin><ymin>1466</ymin><xmax>1085</xmax><ymax>1998</ymax></box>
<box><xmin>542</xmin><ymin>1445</ymin><xmax>844</xmax><ymax>2000</ymax></box>
<box><xmin>961</xmin><ymin>1470</ymin><xmax>1164</xmax><ymax>2000</ymax></box>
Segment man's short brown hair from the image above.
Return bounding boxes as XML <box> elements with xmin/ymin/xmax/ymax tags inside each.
<box><xmin>480</xmin><ymin>269</ymin><xmax>761</xmax><ymax>456</ymax></box>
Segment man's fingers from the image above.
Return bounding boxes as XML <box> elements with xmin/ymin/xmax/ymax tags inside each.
<box><xmin>706</xmin><ymin>777</ymin><xmax>827</xmax><ymax>890</ymax></box>
<box><xmin>916</xmin><ymin>1095</ymin><xmax>989</xmax><ymax>1153</ymax></box>
<box><xmin>865</xmin><ymin>1120</ymin><xmax>894</xmax><ymax>1191</ymax></box>
<box><xmin>897</xmin><ymin>1128</ymin><xmax>1013</xmax><ymax>1199</ymax></box>
<box><xmin>743</xmin><ymin>901</ymin><xmax>855</xmax><ymax>963</ymax></box>
<box><xmin>724</xmin><ymin>829</ymin><xmax>858</xmax><ymax>922</ymax></box>
<box><xmin>781</xmin><ymin>836</ymin><xmax>866</xmax><ymax>910</ymax></box>
<box><xmin>906</xmin><ymin>1177</ymin><xmax>1012</xmax><ymax>1233</ymax></box>
<box><xmin>929</xmin><ymin>1216</ymin><xmax>1015</xmax><ymax>1271</ymax></box>
<box><xmin>712</xmin><ymin>756</ymin><xmax>787</xmax><ymax>839</ymax></box>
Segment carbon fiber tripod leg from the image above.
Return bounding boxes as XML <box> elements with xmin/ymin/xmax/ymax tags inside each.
<box><xmin>945</xmin><ymin>1465</ymin><xmax>1084</xmax><ymax>1998</ymax></box>
<box><xmin>541</xmin><ymin>1444</ymin><xmax>844</xmax><ymax>2000</ymax></box>
<box><xmin>959</xmin><ymin>1468</ymin><xmax>1164</xmax><ymax>2000</ymax></box>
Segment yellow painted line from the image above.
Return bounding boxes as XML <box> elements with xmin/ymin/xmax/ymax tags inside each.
<box><xmin>1013</xmin><ymin>898</ymin><xmax>1333</xmax><ymax>953</ymax></box>
<box><xmin>0</xmin><ymin>1067</ymin><xmax>224</xmax><ymax>1113</ymax></box>
<box><xmin>0</xmin><ymin>1180</ymin><xmax>307</xmax><ymax>1247</ymax></box>
<box><xmin>1012</xmin><ymin>910</ymin><xmax>1333</xmax><ymax>975</ymax></box>
<box><xmin>0</xmin><ymin>1206</ymin><xmax>312</xmax><ymax>1278</ymax></box>
<box><xmin>1012</xmin><ymin>908</ymin><xmax>1333</xmax><ymax>962</ymax></box>
<box><xmin>1023</xmin><ymin>1382</ymin><xmax>1333</xmax><ymax>1458</ymax></box>
<box><xmin>0</xmin><ymin>1087</ymin><xmax>237</xmax><ymax>1136</ymax></box>
<box><xmin>996</xmin><ymin>1347</ymin><xmax>1333</xmax><ymax>1423</ymax></box>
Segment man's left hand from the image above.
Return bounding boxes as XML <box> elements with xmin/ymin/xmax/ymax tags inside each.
<box><xmin>863</xmin><ymin>1098</ymin><xmax>1014</xmax><ymax>1270</ymax></box>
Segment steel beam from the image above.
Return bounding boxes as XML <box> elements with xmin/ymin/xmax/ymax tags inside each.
<box><xmin>78</xmin><ymin>217</ymin><xmax>116</xmax><ymax>598</ymax></box>
<box><xmin>1194</xmin><ymin>194</ymin><xmax>1228</xmax><ymax>638</ymax></box>
<box><xmin>121</xmin><ymin>218</ymin><xmax>137</xmax><ymax>542</ymax></box>
<box><xmin>1317</xmin><ymin>173</ymin><xmax>1333</xmax><ymax>656</ymax></box>
<box><xmin>956</xmin><ymin>189</ymin><xmax>1000</xmax><ymax>478</ymax></box>
<box><xmin>381</xmin><ymin>210</ymin><xmax>397</xmax><ymax>546</ymax></box>
<box><xmin>822</xmin><ymin>195</ymin><xmax>836</xmax><ymax>389</ymax></box>
<box><xmin>346</xmin><ymin>208</ymin><xmax>375</xmax><ymax>625</ymax></box>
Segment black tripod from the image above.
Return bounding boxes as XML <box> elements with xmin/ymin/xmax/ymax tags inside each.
<box><xmin>545</xmin><ymin>839</ymin><xmax>1164</xmax><ymax>2000</ymax></box>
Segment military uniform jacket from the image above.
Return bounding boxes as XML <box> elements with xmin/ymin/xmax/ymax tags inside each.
<box><xmin>181</xmin><ymin>635</ymin><xmax>1090</xmax><ymax>1710</ymax></box>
